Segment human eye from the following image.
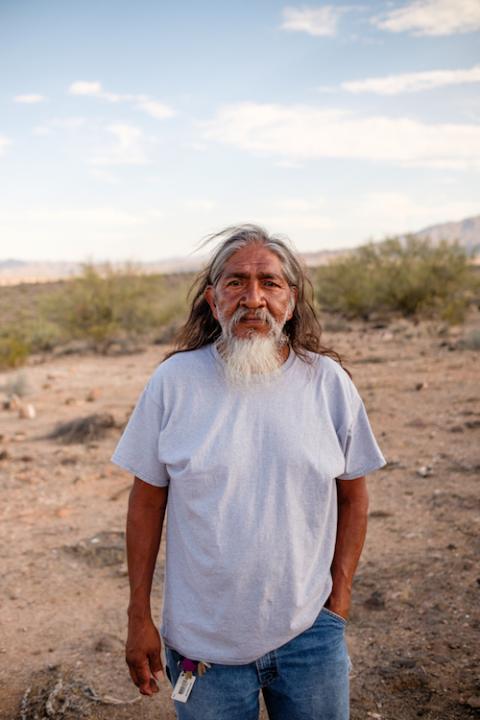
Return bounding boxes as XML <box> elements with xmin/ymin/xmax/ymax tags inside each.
<box><xmin>225</xmin><ymin>279</ymin><xmax>242</xmax><ymax>287</ymax></box>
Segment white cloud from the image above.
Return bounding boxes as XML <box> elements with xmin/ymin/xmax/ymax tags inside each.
<box><xmin>69</xmin><ymin>81</ymin><xmax>104</xmax><ymax>97</ymax></box>
<box><xmin>373</xmin><ymin>0</ymin><xmax>480</xmax><ymax>36</ymax></box>
<box><xmin>0</xmin><ymin>206</ymin><xmax>145</xmax><ymax>225</ymax></box>
<box><xmin>92</xmin><ymin>124</ymin><xmax>149</xmax><ymax>166</ymax></box>
<box><xmin>0</xmin><ymin>135</ymin><xmax>12</xmax><ymax>156</ymax></box>
<box><xmin>68</xmin><ymin>80</ymin><xmax>175</xmax><ymax>119</ymax></box>
<box><xmin>14</xmin><ymin>94</ymin><xmax>46</xmax><ymax>104</ymax></box>
<box><xmin>281</xmin><ymin>5</ymin><xmax>346</xmax><ymax>36</ymax></box>
<box><xmin>342</xmin><ymin>64</ymin><xmax>480</xmax><ymax>94</ymax></box>
<box><xmin>136</xmin><ymin>99</ymin><xmax>175</xmax><ymax>119</ymax></box>
<box><xmin>204</xmin><ymin>102</ymin><xmax>480</xmax><ymax>169</ymax></box>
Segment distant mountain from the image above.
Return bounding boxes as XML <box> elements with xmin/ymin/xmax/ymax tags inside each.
<box><xmin>412</xmin><ymin>215</ymin><xmax>480</xmax><ymax>257</ymax></box>
<box><xmin>1</xmin><ymin>213</ymin><xmax>478</xmax><ymax>284</ymax></box>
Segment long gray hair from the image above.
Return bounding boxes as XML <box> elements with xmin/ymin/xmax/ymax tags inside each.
<box><xmin>165</xmin><ymin>224</ymin><xmax>345</xmax><ymax>367</ymax></box>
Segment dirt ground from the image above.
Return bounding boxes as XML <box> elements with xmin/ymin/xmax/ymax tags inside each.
<box><xmin>1</xmin><ymin>315</ymin><xmax>479</xmax><ymax>720</ymax></box>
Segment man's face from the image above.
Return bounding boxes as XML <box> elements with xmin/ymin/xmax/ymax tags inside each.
<box><xmin>205</xmin><ymin>244</ymin><xmax>296</xmax><ymax>340</ymax></box>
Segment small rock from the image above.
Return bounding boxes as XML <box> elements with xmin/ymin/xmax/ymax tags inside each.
<box><xmin>18</xmin><ymin>403</ymin><xmax>36</xmax><ymax>420</ymax></box>
<box><xmin>4</xmin><ymin>393</ymin><xmax>21</xmax><ymax>411</ymax></box>
<box><xmin>416</xmin><ymin>465</ymin><xmax>434</xmax><ymax>478</ymax></box>
<box><xmin>415</xmin><ymin>382</ymin><xmax>427</xmax><ymax>391</ymax></box>
<box><xmin>94</xmin><ymin>634</ymin><xmax>121</xmax><ymax>653</ymax></box>
<box><xmin>86</xmin><ymin>388</ymin><xmax>101</xmax><ymax>402</ymax></box>
<box><xmin>405</xmin><ymin>418</ymin><xmax>427</xmax><ymax>428</ymax></box>
<box><xmin>55</xmin><ymin>507</ymin><xmax>72</xmax><ymax>519</ymax></box>
<box><xmin>364</xmin><ymin>591</ymin><xmax>385</xmax><ymax>610</ymax></box>
<box><xmin>466</xmin><ymin>696</ymin><xmax>480</xmax><ymax>710</ymax></box>
<box><xmin>0</xmin><ymin>449</ymin><xmax>10</xmax><ymax>461</ymax></box>
<box><xmin>449</xmin><ymin>425</ymin><xmax>464</xmax><ymax>433</ymax></box>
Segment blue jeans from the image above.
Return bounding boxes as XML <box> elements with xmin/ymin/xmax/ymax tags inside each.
<box><xmin>165</xmin><ymin>607</ymin><xmax>349</xmax><ymax>720</ymax></box>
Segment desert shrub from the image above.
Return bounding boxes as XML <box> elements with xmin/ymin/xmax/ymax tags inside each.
<box><xmin>315</xmin><ymin>237</ymin><xmax>477</xmax><ymax>322</ymax></box>
<box><xmin>43</xmin><ymin>264</ymin><xmax>162</xmax><ymax>352</ymax></box>
<box><xmin>0</xmin><ymin>328</ymin><xmax>30</xmax><ymax>369</ymax></box>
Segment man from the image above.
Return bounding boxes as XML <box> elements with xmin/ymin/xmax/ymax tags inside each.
<box><xmin>112</xmin><ymin>224</ymin><xmax>385</xmax><ymax>720</ymax></box>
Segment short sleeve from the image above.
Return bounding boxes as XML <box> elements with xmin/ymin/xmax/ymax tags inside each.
<box><xmin>336</xmin><ymin>396</ymin><xmax>386</xmax><ymax>480</ymax></box>
<box><xmin>111</xmin><ymin>384</ymin><xmax>169</xmax><ymax>487</ymax></box>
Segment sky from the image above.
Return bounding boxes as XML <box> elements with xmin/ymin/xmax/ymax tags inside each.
<box><xmin>1</xmin><ymin>0</ymin><xmax>480</xmax><ymax>262</ymax></box>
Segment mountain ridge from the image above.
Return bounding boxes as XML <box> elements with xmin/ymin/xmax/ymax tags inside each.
<box><xmin>2</xmin><ymin>213</ymin><xmax>478</xmax><ymax>285</ymax></box>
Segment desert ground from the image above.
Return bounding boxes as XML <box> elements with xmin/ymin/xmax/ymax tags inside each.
<box><xmin>1</xmin><ymin>314</ymin><xmax>479</xmax><ymax>720</ymax></box>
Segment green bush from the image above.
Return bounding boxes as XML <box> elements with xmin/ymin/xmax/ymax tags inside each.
<box><xmin>315</xmin><ymin>237</ymin><xmax>477</xmax><ymax>323</ymax></box>
<box><xmin>0</xmin><ymin>329</ymin><xmax>30</xmax><ymax>369</ymax></box>
<box><xmin>43</xmin><ymin>264</ymin><xmax>162</xmax><ymax>352</ymax></box>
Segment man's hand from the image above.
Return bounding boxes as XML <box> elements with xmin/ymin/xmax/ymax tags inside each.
<box><xmin>325</xmin><ymin>591</ymin><xmax>351</xmax><ymax>621</ymax></box>
<box><xmin>126</xmin><ymin>616</ymin><xmax>164</xmax><ymax>696</ymax></box>
<box><xmin>125</xmin><ymin>478</ymin><xmax>169</xmax><ymax>696</ymax></box>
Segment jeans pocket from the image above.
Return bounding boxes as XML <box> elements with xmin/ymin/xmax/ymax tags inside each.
<box><xmin>322</xmin><ymin>606</ymin><xmax>348</xmax><ymax>625</ymax></box>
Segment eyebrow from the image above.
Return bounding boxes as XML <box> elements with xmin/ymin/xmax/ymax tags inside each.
<box><xmin>223</xmin><ymin>271</ymin><xmax>285</xmax><ymax>281</ymax></box>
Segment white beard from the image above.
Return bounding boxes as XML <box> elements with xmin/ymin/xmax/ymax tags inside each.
<box><xmin>216</xmin><ymin>307</ymin><xmax>289</xmax><ymax>386</ymax></box>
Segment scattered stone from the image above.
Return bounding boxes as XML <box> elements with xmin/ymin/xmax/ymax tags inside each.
<box><xmin>60</xmin><ymin>456</ymin><xmax>78</xmax><ymax>465</ymax></box>
<box><xmin>364</xmin><ymin>591</ymin><xmax>385</xmax><ymax>610</ymax></box>
<box><xmin>415</xmin><ymin>382</ymin><xmax>427</xmax><ymax>391</ymax></box>
<box><xmin>465</xmin><ymin>419</ymin><xmax>480</xmax><ymax>429</ymax></box>
<box><xmin>18</xmin><ymin>668</ymin><xmax>140</xmax><ymax>718</ymax></box>
<box><xmin>0</xmin><ymin>449</ymin><xmax>10</xmax><ymax>461</ymax></box>
<box><xmin>48</xmin><ymin>413</ymin><xmax>116</xmax><ymax>444</ymax></box>
<box><xmin>392</xmin><ymin>657</ymin><xmax>417</xmax><ymax>669</ymax></box>
<box><xmin>3</xmin><ymin>393</ymin><xmax>21</xmax><ymax>411</ymax></box>
<box><xmin>369</xmin><ymin>510</ymin><xmax>392</xmax><ymax>519</ymax></box>
<box><xmin>55</xmin><ymin>507</ymin><xmax>72</xmax><ymax>519</ymax></box>
<box><xmin>86</xmin><ymin>388</ymin><xmax>101</xmax><ymax>402</ymax></box>
<box><xmin>449</xmin><ymin>424</ymin><xmax>464</xmax><ymax>433</ymax></box>
<box><xmin>65</xmin><ymin>531</ymin><xmax>125</xmax><ymax>567</ymax></box>
<box><xmin>405</xmin><ymin>418</ymin><xmax>427</xmax><ymax>428</ymax></box>
<box><xmin>117</xmin><ymin>562</ymin><xmax>129</xmax><ymax>577</ymax></box>
<box><xmin>466</xmin><ymin>696</ymin><xmax>480</xmax><ymax>710</ymax></box>
<box><xmin>416</xmin><ymin>465</ymin><xmax>434</xmax><ymax>478</ymax></box>
<box><xmin>93</xmin><ymin>634</ymin><xmax>122</xmax><ymax>653</ymax></box>
<box><xmin>18</xmin><ymin>403</ymin><xmax>36</xmax><ymax>420</ymax></box>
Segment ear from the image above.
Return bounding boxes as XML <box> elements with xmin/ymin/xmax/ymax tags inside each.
<box><xmin>286</xmin><ymin>286</ymin><xmax>298</xmax><ymax>321</ymax></box>
<box><xmin>204</xmin><ymin>286</ymin><xmax>219</xmax><ymax>320</ymax></box>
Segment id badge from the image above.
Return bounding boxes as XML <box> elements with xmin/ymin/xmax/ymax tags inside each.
<box><xmin>171</xmin><ymin>671</ymin><xmax>196</xmax><ymax>703</ymax></box>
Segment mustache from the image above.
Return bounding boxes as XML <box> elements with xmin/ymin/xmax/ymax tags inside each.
<box><xmin>229</xmin><ymin>307</ymin><xmax>276</xmax><ymax>328</ymax></box>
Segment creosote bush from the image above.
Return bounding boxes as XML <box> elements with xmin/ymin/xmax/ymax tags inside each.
<box><xmin>0</xmin><ymin>264</ymin><xmax>191</xmax><ymax>368</ymax></box>
<box><xmin>43</xmin><ymin>264</ymin><xmax>189</xmax><ymax>353</ymax></box>
<box><xmin>315</xmin><ymin>237</ymin><xmax>477</xmax><ymax>323</ymax></box>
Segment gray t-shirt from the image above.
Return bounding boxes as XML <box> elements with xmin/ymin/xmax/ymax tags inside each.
<box><xmin>112</xmin><ymin>344</ymin><xmax>385</xmax><ymax>664</ymax></box>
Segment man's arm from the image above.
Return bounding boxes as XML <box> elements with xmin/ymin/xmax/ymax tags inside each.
<box><xmin>325</xmin><ymin>476</ymin><xmax>369</xmax><ymax>620</ymax></box>
<box><xmin>125</xmin><ymin>476</ymin><xmax>168</xmax><ymax>696</ymax></box>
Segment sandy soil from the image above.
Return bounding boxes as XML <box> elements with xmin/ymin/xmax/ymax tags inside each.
<box><xmin>1</xmin><ymin>316</ymin><xmax>479</xmax><ymax>720</ymax></box>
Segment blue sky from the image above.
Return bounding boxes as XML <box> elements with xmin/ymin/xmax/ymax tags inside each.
<box><xmin>1</xmin><ymin>0</ymin><xmax>479</xmax><ymax>261</ymax></box>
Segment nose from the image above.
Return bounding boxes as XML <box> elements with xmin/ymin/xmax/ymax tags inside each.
<box><xmin>240</xmin><ymin>280</ymin><xmax>266</xmax><ymax>308</ymax></box>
